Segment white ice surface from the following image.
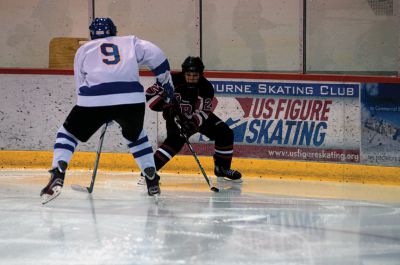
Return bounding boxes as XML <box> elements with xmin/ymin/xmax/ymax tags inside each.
<box><xmin>0</xmin><ymin>169</ymin><xmax>399</xmax><ymax>265</ymax></box>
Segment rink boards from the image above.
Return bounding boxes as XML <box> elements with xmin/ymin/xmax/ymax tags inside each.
<box><xmin>1</xmin><ymin>150</ymin><xmax>400</xmax><ymax>185</ymax></box>
<box><xmin>0</xmin><ymin>69</ymin><xmax>399</xmax><ymax>184</ymax></box>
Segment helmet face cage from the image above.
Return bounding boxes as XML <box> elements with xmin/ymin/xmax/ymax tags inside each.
<box><xmin>181</xmin><ymin>56</ymin><xmax>205</xmax><ymax>74</ymax></box>
<box><xmin>89</xmin><ymin>18</ymin><xmax>117</xmax><ymax>40</ymax></box>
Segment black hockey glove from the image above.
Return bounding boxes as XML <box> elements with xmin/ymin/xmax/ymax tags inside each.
<box><xmin>162</xmin><ymin>103</ymin><xmax>180</xmax><ymax>121</ymax></box>
<box><xmin>180</xmin><ymin>118</ymin><xmax>199</xmax><ymax>136</ymax></box>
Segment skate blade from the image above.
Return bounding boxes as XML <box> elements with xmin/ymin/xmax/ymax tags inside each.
<box><xmin>41</xmin><ymin>187</ymin><xmax>62</xmax><ymax>205</ymax></box>
<box><xmin>217</xmin><ymin>176</ymin><xmax>243</xmax><ymax>184</ymax></box>
<box><xmin>230</xmin><ymin>178</ymin><xmax>243</xmax><ymax>184</ymax></box>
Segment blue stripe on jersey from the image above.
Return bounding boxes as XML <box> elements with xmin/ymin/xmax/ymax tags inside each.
<box><xmin>151</xmin><ymin>59</ymin><xmax>170</xmax><ymax>76</ymax></box>
<box><xmin>57</xmin><ymin>132</ymin><xmax>78</xmax><ymax>146</ymax></box>
<box><xmin>54</xmin><ymin>143</ymin><xmax>75</xmax><ymax>152</ymax></box>
<box><xmin>132</xmin><ymin>147</ymin><xmax>153</xmax><ymax>158</ymax></box>
<box><xmin>79</xmin><ymin>81</ymin><xmax>144</xmax><ymax>96</ymax></box>
<box><xmin>128</xmin><ymin>136</ymin><xmax>149</xmax><ymax>148</ymax></box>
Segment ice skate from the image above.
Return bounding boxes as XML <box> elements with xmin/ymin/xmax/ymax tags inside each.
<box><xmin>143</xmin><ymin>167</ymin><xmax>161</xmax><ymax>196</ymax></box>
<box><xmin>215</xmin><ymin>165</ymin><xmax>242</xmax><ymax>183</ymax></box>
<box><xmin>40</xmin><ymin>161</ymin><xmax>68</xmax><ymax>204</ymax></box>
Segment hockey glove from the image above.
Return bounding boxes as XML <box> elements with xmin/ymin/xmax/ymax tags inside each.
<box><xmin>162</xmin><ymin>103</ymin><xmax>180</xmax><ymax>121</ymax></box>
<box><xmin>180</xmin><ymin>118</ymin><xmax>199</xmax><ymax>136</ymax></box>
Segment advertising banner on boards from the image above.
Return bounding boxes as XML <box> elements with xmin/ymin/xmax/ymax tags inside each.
<box><xmin>185</xmin><ymin>79</ymin><xmax>361</xmax><ymax>163</ymax></box>
<box><xmin>361</xmin><ymin>83</ymin><xmax>400</xmax><ymax>166</ymax></box>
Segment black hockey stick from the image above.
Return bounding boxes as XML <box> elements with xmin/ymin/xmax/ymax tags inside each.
<box><xmin>174</xmin><ymin>118</ymin><xmax>219</xmax><ymax>192</ymax></box>
<box><xmin>71</xmin><ymin>123</ymin><xmax>108</xmax><ymax>193</ymax></box>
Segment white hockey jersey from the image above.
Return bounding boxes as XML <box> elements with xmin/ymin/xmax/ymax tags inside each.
<box><xmin>73</xmin><ymin>35</ymin><xmax>174</xmax><ymax>107</ymax></box>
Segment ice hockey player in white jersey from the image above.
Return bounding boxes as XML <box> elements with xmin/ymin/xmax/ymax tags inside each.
<box><xmin>40</xmin><ymin>17</ymin><xmax>173</xmax><ymax>204</ymax></box>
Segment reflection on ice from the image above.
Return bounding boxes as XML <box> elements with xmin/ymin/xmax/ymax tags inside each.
<box><xmin>0</xmin><ymin>170</ymin><xmax>399</xmax><ymax>265</ymax></box>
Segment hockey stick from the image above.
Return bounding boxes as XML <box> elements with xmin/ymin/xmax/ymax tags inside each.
<box><xmin>174</xmin><ymin>118</ymin><xmax>219</xmax><ymax>192</ymax></box>
<box><xmin>71</xmin><ymin>123</ymin><xmax>108</xmax><ymax>193</ymax></box>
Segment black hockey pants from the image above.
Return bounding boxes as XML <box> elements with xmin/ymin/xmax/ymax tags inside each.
<box><xmin>154</xmin><ymin>113</ymin><xmax>234</xmax><ymax>170</ymax></box>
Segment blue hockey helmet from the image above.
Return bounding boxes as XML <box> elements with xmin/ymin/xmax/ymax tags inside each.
<box><xmin>89</xmin><ymin>18</ymin><xmax>117</xmax><ymax>40</ymax></box>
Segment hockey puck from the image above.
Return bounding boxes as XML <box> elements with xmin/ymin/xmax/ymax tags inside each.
<box><xmin>211</xmin><ymin>187</ymin><xmax>219</xmax><ymax>192</ymax></box>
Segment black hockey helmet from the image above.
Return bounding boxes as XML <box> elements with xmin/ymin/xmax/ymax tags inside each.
<box><xmin>89</xmin><ymin>18</ymin><xmax>117</xmax><ymax>40</ymax></box>
<box><xmin>181</xmin><ymin>56</ymin><xmax>204</xmax><ymax>73</ymax></box>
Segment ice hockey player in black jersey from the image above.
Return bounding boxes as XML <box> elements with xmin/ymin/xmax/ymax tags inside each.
<box><xmin>145</xmin><ymin>56</ymin><xmax>242</xmax><ymax>183</ymax></box>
